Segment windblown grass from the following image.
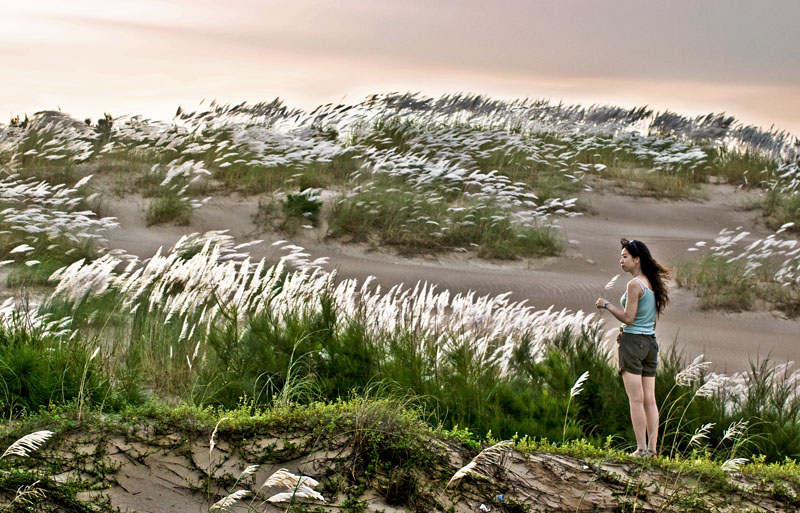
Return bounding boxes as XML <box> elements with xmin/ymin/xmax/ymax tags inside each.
<box><xmin>328</xmin><ymin>178</ymin><xmax>561</xmax><ymax>258</ymax></box>
<box><xmin>145</xmin><ymin>189</ymin><xmax>193</xmax><ymax>226</ymax></box>
<box><xmin>0</xmin><ymin>233</ymin><xmax>787</xmax><ymax>461</ymax></box>
<box><xmin>5</xmin><ymin>95</ymin><xmax>799</xmax><ymax>262</ymax></box>
<box><xmin>0</xmin><ymin>174</ymin><xmax>115</xmax><ymax>287</ymax></box>
<box><xmin>763</xmin><ymin>189</ymin><xmax>800</xmax><ymax>232</ymax></box>
<box><xmin>6</xmin><ymin>95</ymin><xmax>800</xmax><ymax>201</ymax></box>
<box><xmin>1</xmin><ymin>96</ymin><xmax>799</xmax><ymax>468</ymax></box>
<box><xmin>676</xmin><ymin>226</ymin><xmax>800</xmax><ymax>317</ymax></box>
<box><xmin>675</xmin><ymin>256</ymin><xmax>756</xmax><ymax>311</ymax></box>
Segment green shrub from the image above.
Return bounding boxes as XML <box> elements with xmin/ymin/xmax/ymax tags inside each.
<box><xmin>283</xmin><ymin>190</ymin><xmax>322</xmax><ymax>225</ymax></box>
<box><xmin>145</xmin><ymin>189</ymin><xmax>192</xmax><ymax>226</ymax></box>
<box><xmin>0</xmin><ymin>317</ymin><xmax>108</xmax><ymax>416</ymax></box>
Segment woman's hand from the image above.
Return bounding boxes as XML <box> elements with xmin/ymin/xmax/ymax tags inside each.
<box><xmin>595</xmin><ymin>297</ymin><xmax>609</xmax><ymax>309</ymax></box>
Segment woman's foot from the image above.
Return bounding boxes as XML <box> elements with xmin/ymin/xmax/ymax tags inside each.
<box><xmin>631</xmin><ymin>448</ymin><xmax>653</xmax><ymax>458</ymax></box>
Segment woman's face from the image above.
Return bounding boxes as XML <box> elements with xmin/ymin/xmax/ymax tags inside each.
<box><xmin>620</xmin><ymin>248</ymin><xmax>639</xmax><ymax>273</ymax></box>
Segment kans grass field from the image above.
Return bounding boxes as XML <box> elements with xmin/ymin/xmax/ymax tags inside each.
<box><xmin>1</xmin><ymin>94</ymin><xmax>800</xmax><ymax>512</ymax></box>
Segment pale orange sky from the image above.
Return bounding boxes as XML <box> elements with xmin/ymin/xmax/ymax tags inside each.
<box><xmin>2</xmin><ymin>0</ymin><xmax>800</xmax><ymax>135</ymax></box>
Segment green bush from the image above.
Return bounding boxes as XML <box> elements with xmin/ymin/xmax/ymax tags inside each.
<box><xmin>283</xmin><ymin>190</ymin><xmax>322</xmax><ymax>226</ymax></box>
<box><xmin>145</xmin><ymin>189</ymin><xmax>192</xmax><ymax>226</ymax></box>
<box><xmin>0</xmin><ymin>317</ymin><xmax>108</xmax><ymax>416</ymax></box>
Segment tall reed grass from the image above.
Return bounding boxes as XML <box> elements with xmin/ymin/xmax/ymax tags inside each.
<box><xmin>0</xmin><ymin>234</ymin><xmax>788</xmax><ymax>461</ymax></box>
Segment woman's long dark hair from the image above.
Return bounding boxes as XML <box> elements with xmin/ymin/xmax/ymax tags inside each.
<box><xmin>621</xmin><ymin>238</ymin><xmax>671</xmax><ymax>316</ymax></box>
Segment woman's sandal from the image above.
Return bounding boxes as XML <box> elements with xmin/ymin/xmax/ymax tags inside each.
<box><xmin>631</xmin><ymin>448</ymin><xmax>654</xmax><ymax>458</ymax></box>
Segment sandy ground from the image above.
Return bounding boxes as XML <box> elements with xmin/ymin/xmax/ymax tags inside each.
<box><xmin>104</xmin><ymin>185</ymin><xmax>800</xmax><ymax>374</ymax></box>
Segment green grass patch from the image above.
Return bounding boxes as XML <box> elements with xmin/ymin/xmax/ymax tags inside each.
<box><xmin>675</xmin><ymin>254</ymin><xmax>800</xmax><ymax>317</ymax></box>
<box><xmin>7</xmin><ymin>259</ymin><xmax>70</xmax><ymax>288</ymax></box>
<box><xmin>674</xmin><ymin>256</ymin><xmax>755</xmax><ymax>311</ymax></box>
<box><xmin>214</xmin><ymin>152</ymin><xmax>362</xmax><ymax>195</ymax></box>
<box><xmin>328</xmin><ymin>179</ymin><xmax>561</xmax><ymax>259</ymax></box>
<box><xmin>0</xmin><ymin>234</ymin><xmax>96</xmax><ymax>288</ymax></box>
<box><xmin>701</xmin><ymin>147</ymin><xmax>778</xmax><ymax>185</ymax></box>
<box><xmin>763</xmin><ymin>189</ymin><xmax>800</xmax><ymax>232</ymax></box>
<box><xmin>599</xmin><ymin>165</ymin><xmax>705</xmax><ymax>199</ymax></box>
<box><xmin>145</xmin><ymin>189</ymin><xmax>193</xmax><ymax>226</ymax></box>
<box><xmin>0</xmin><ymin>317</ymin><xmax>109</xmax><ymax>417</ymax></box>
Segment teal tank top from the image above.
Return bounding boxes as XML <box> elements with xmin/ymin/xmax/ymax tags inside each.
<box><xmin>621</xmin><ymin>277</ymin><xmax>656</xmax><ymax>335</ymax></box>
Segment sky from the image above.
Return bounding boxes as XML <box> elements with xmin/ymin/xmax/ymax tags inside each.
<box><xmin>3</xmin><ymin>0</ymin><xmax>800</xmax><ymax>135</ymax></box>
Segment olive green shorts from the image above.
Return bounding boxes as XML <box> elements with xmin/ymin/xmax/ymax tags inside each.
<box><xmin>617</xmin><ymin>332</ymin><xmax>658</xmax><ymax>377</ymax></box>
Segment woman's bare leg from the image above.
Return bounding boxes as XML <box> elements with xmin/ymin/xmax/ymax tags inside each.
<box><xmin>641</xmin><ymin>376</ymin><xmax>659</xmax><ymax>453</ymax></box>
<box><xmin>621</xmin><ymin>371</ymin><xmax>647</xmax><ymax>450</ymax></box>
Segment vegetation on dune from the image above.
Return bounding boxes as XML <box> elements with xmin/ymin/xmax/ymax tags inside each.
<box><xmin>764</xmin><ymin>188</ymin><xmax>800</xmax><ymax>233</ymax></box>
<box><xmin>0</xmin><ymin>95</ymin><xmax>799</xmax><ymax>510</ymax></box>
<box><xmin>1</xmin><ymin>398</ymin><xmax>799</xmax><ymax>512</ymax></box>
<box><xmin>0</xmin><ymin>232</ymin><xmax>793</xmax><ymax>465</ymax></box>
<box><xmin>0</xmin><ymin>174</ymin><xmax>114</xmax><ymax>288</ymax></box>
<box><xmin>328</xmin><ymin>177</ymin><xmax>561</xmax><ymax>258</ymax></box>
<box><xmin>6</xmin><ymin>95</ymin><xmax>798</xmax><ymax>258</ymax></box>
<box><xmin>675</xmin><ymin>226</ymin><xmax>800</xmax><ymax>317</ymax></box>
<box><xmin>4</xmin><ymin>94</ymin><xmax>798</xmax><ymax>259</ymax></box>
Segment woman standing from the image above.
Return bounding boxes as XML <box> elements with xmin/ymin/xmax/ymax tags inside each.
<box><xmin>596</xmin><ymin>238</ymin><xmax>671</xmax><ymax>457</ymax></box>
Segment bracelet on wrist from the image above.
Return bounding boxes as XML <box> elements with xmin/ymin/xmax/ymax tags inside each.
<box><xmin>603</xmin><ymin>301</ymin><xmax>609</xmax><ymax>309</ymax></box>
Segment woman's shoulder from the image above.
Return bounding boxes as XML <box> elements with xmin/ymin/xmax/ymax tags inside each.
<box><xmin>626</xmin><ymin>277</ymin><xmax>646</xmax><ymax>294</ymax></box>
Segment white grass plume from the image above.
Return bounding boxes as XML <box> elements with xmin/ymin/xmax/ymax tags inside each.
<box><xmin>9</xmin><ymin>480</ymin><xmax>45</xmax><ymax>506</ymax></box>
<box><xmin>721</xmin><ymin>457</ymin><xmax>749</xmax><ymax>472</ymax></box>
<box><xmin>209</xmin><ymin>417</ymin><xmax>228</xmax><ymax>458</ymax></box>
<box><xmin>209</xmin><ymin>489</ymin><xmax>250</xmax><ymax>511</ymax></box>
<box><xmin>570</xmin><ymin>371</ymin><xmax>590</xmax><ymax>397</ymax></box>
<box><xmin>689</xmin><ymin>423</ymin><xmax>715</xmax><ymax>447</ymax></box>
<box><xmin>695</xmin><ymin>374</ymin><xmax>728</xmax><ymax>398</ymax></box>
<box><xmin>447</xmin><ymin>440</ymin><xmax>513</xmax><ymax>487</ymax></box>
<box><xmin>722</xmin><ymin>420</ymin><xmax>748</xmax><ymax>442</ymax></box>
<box><xmin>239</xmin><ymin>464</ymin><xmax>259</xmax><ymax>479</ymax></box>
<box><xmin>676</xmin><ymin>355</ymin><xmax>711</xmax><ymax>386</ymax></box>
<box><xmin>267</xmin><ymin>485</ymin><xmax>325</xmax><ymax>503</ymax></box>
<box><xmin>261</xmin><ymin>468</ymin><xmax>324</xmax><ymax>503</ymax></box>
<box><xmin>261</xmin><ymin>468</ymin><xmax>320</xmax><ymax>489</ymax></box>
<box><xmin>2</xmin><ymin>430</ymin><xmax>54</xmax><ymax>458</ymax></box>
<box><xmin>603</xmin><ymin>274</ymin><xmax>620</xmax><ymax>290</ymax></box>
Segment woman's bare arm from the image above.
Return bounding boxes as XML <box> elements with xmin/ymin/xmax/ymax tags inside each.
<box><xmin>596</xmin><ymin>279</ymin><xmax>641</xmax><ymax>324</ymax></box>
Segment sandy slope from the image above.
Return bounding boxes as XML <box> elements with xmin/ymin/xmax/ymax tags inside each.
<box><xmin>29</xmin><ymin>422</ymin><xmax>793</xmax><ymax>513</ymax></box>
<box><xmin>105</xmin><ymin>185</ymin><xmax>800</xmax><ymax>373</ymax></box>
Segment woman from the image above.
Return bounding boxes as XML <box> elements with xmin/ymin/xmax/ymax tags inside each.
<box><xmin>596</xmin><ymin>238</ymin><xmax>671</xmax><ymax>457</ymax></box>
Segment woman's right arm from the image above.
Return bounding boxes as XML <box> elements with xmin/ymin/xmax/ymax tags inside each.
<box><xmin>597</xmin><ymin>280</ymin><xmax>641</xmax><ymax>324</ymax></box>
